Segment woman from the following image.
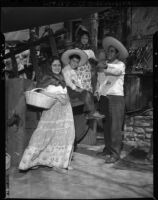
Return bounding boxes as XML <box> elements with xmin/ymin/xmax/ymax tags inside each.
<box><xmin>19</xmin><ymin>57</ymin><xmax>75</xmax><ymax>172</ymax></box>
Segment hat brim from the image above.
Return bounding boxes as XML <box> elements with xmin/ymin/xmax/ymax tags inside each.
<box><xmin>83</xmin><ymin>49</ymin><xmax>98</xmax><ymax>61</ymax></box>
<box><xmin>61</xmin><ymin>49</ymin><xmax>88</xmax><ymax>66</ymax></box>
<box><xmin>102</xmin><ymin>37</ymin><xmax>129</xmax><ymax>60</ymax></box>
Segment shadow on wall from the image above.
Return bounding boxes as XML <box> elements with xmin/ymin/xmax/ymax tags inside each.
<box><xmin>124</xmin><ymin>74</ymin><xmax>153</xmax><ymax>113</ymax></box>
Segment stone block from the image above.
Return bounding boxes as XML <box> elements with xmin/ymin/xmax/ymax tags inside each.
<box><xmin>136</xmin><ymin>134</ymin><xmax>145</xmax><ymax>140</ymax></box>
<box><xmin>134</xmin><ymin>127</ymin><xmax>145</xmax><ymax>134</ymax></box>
<box><xmin>134</xmin><ymin>121</ymin><xmax>150</xmax><ymax>127</ymax></box>
<box><xmin>133</xmin><ymin>133</ymin><xmax>138</xmax><ymax>137</ymax></box>
<box><xmin>145</xmin><ymin>138</ymin><xmax>151</xmax><ymax>144</ymax></box>
<box><xmin>143</xmin><ymin>116</ymin><xmax>153</xmax><ymax>120</ymax></box>
<box><xmin>125</xmin><ymin>140</ymin><xmax>136</xmax><ymax>146</ymax></box>
<box><xmin>134</xmin><ymin>116</ymin><xmax>144</xmax><ymax>120</ymax></box>
<box><xmin>143</xmin><ymin>110</ymin><xmax>153</xmax><ymax>116</ymax></box>
<box><xmin>124</xmin><ymin>131</ymin><xmax>134</xmax><ymax>136</ymax></box>
<box><xmin>145</xmin><ymin>133</ymin><xmax>152</xmax><ymax>139</ymax></box>
<box><xmin>124</xmin><ymin>126</ymin><xmax>133</xmax><ymax>132</ymax></box>
<box><xmin>145</xmin><ymin>128</ymin><xmax>153</xmax><ymax>133</ymax></box>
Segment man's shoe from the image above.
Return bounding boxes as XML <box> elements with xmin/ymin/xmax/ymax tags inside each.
<box><xmin>104</xmin><ymin>154</ymin><xmax>120</xmax><ymax>164</ymax></box>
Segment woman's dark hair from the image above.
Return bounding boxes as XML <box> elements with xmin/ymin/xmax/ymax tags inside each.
<box><xmin>47</xmin><ymin>56</ymin><xmax>62</xmax><ymax>75</ymax></box>
<box><xmin>69</xmin><ymin>54</ymin><xmax>81</xmax><ymax>61</ymax></box>
<box><xmin>49</xmin><ymin>56</ymin><xmax>62</xmax><ymax>68</ymax></box>
<box><xmin>48</xmin><ymin>56</ymin><xmax>61</xmax><ymax>65</ymax></box>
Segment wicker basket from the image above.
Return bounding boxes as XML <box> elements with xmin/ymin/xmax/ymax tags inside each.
<box><xmin>25</xmin><ymin>88</ymin><xmax>57</xmax><ymax>109</ymax></box>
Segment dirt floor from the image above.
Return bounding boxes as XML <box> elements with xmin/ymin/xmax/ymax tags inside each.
<box><xmin>7</xmin><ymin>136</ymin><xmax>153</xmax><ymax>199</ymax></box>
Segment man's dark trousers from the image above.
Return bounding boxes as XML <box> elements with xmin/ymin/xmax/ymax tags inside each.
<box><xmin>99</xmin><ymin>95</ymin><xmax>125</xmax><ymax>156</ymax></box>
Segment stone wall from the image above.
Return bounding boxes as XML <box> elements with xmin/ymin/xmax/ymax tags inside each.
<box><xmin>123</xmin><ymin>109</ymin><xmax>153</xmax><ymax>147</ymax></box>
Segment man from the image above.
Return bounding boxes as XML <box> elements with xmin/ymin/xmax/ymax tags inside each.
<box><xmin>96</xmin><ymin>36</ymin><xmax>129</xmax><ymax>163</ymax></box>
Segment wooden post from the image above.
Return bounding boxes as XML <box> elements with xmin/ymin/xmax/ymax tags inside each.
<box><xmin>48</xmin><ymin>28</ymin><xmax>58</xmax><ymax>57</ymax></box>
<box><xmin>29</xmin><ymin>28</ymin><xmax>40</xmax><ymax>82</ymax></box>
<box><xmin>90</xmin><ymin>13</ymin><xmax>98</xmax><ymax>51</ymax></box>
<box><xmin>10</xmin><ymin>48</ymin><xmax>18</xmax><ymax>77</ymax></box>
<box><xmin>121</xmin><ymin>7</ymin><xmax>128</xmax><ymax>47</ymax></box>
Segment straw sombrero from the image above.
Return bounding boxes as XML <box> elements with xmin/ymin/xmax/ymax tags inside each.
<box><xmin>61</xmin><ymin>49</ymin><xmax>88</xmax><ymax>66</ymax></box>
<box><xmin>102</xmin><ymin>36</ymin><xmax>129</xmax><ymax>60</ymax></box>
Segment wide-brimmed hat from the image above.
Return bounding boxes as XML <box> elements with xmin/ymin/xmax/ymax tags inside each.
<box><xmin>102</xmin><ymin>36</ymin><xmax>129</xmax><ymax>60</ymax></box>
<box><xmin>61</xmin><ymin>49</ymin><xmax>88</xmax><ymax>66</ymax></box>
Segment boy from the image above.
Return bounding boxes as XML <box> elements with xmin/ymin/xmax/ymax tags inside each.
<box><xmin>61</xmin><ymin>49</ymin><xmax>104</xmax><ymax>119</ymax></box>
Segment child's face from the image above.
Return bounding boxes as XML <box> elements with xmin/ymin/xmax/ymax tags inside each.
<box><xmin>51</xmin><ymin>60</ymin><xmax>61</xmax><ymax>74</ymax></box>
<box><xmin>81</xmin><ymin>34</ymin><xmax>89</xmax><ymax>45</ymax></box>
<box><xmin>70</xmin><ymin>57</ymin><xmax>80</xmax><ymax>69</ymax></box>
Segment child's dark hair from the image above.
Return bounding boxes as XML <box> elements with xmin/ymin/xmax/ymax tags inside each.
<box><xmin>79</xmin><ymin>30</ymin><xmax>90</xmax><ymax>39</ymax></box>
<box><xmin>69</xmin><ymin>54</ymin><xmax>81</xmax><ymax>60</ymax></box>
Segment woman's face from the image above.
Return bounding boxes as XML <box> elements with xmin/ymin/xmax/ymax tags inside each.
<box><xmin>51</xmin><ymin>60</ymin><xmax>62</xmax><ymax>74</ymax></box>
<box><xmin>81</xmin><ymin>34</ymin><xmax>89</xmax><ymax>45</ymax></box>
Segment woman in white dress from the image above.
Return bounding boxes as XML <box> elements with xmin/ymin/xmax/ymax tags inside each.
<box><xmin>19</xmin><ymin>57</ymin><xmax>75</xmax><ymax>172</ymax></box>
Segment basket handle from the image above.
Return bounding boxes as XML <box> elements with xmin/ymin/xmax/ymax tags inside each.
<box><xmin>30</xmin><ymin>88</ymin><xmax>45</xmax><ymax>92</ymax></box>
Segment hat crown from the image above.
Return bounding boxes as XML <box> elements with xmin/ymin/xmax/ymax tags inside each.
<box><xmin>102</xmin><ymin>36</ymin><xmax>129</xmax><ymax>60</ymax></box>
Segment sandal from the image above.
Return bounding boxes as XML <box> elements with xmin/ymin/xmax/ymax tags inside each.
<box><xmin>31</xmin><ymin>166</ymin><xmax>39</xmax><ymax>170</ymax></box>
<box><xmin>104</xmin><ymin>154</ymin><xmax>120</xmax><ymax>164</ymax></box>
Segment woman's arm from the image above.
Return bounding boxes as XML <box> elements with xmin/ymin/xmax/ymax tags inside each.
<box><xmin>62</xmin><ymin>67</ymin><xmax>77</xmax><ymax>90</ymax></box>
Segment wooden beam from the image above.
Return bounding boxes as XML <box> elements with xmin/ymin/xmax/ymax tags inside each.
<box><xmin>48</xmin><ymin>29</ymin><xmax>58</xmax><ymax>57</ymax></box>
<box><xmin>5</xmin><ymin>29</ymin><xmax>66</xmax><ymax>59</ymax></box>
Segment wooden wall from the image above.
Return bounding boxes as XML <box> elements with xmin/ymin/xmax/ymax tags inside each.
<box><xmin>124</xmin><ymin>74</ymin><xmax>153</xmax><ymax>112</ymax></box>
<box><xmin>5</xmin><ymin>78</ymin><xmax>38</xmax><ymax>167</ymax></box>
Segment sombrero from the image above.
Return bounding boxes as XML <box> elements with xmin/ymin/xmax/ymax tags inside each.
<box><xmin>102</xmin><ymin>36</ymin><xmax>129</xmax><ymax>60</ymax></box>
<box><xmin>61</xmin><ymin>49</ymin><xmax>88</xmax><ymax>66</ymax></box>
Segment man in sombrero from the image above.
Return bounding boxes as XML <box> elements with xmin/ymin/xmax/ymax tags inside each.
<box><xmin>61</xmin><ymin>48</ymin><xmax>104</xmax><ymax>119</ymax></box>
<box><xmin>96</xmin><ymin>36</ymin><xmax>129</xmax><ymax>163</ymax></box>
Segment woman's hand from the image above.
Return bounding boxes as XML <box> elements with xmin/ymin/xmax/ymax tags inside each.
<box><xmin>55</xmin><ymin>93</ymin><xmax>68</xmax><ymax>105</ymax></box>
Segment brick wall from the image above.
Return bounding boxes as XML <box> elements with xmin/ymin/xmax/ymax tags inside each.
<box><xmin>123</xmin><ymin>109</ymin><xmax>153</xmax><ymax>146</ymax></box>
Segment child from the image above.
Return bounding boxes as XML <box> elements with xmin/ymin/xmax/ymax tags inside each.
<box><xmin>61</xmin><ymin>49</ymin><xmax>104</xmax><ymax>119</ymax></box>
